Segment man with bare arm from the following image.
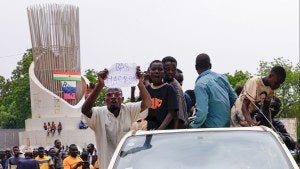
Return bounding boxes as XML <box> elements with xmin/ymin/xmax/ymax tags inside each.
<box><xmin>81</xmin><ymin>66</ymin><xmax>151</xmax><ymax>169</ymax></box>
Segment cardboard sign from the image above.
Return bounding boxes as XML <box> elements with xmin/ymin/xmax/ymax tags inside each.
<box><xmin>105</xmin><ymin>63</ymin><xmax>138</xmax><ymax>87</ymax></box>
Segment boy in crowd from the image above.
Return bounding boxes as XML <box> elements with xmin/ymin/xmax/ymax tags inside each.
<box><xmin>145</xmin><ymin>60</ymin><xmax>178</xmax><ymax>130</ymax></box>
<box><xmin>231</xmin><ymin>65</ymin><xmax>286</xmax><ymax>127</ymax></box>
<box><xmin>162</xmin><ymin>56</ymin><xmax>188</xmax><ymax>128</ymax></box>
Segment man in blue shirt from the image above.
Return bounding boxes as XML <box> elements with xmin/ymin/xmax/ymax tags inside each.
<box><xmin>190</xmin><ymin>53</ymin><xmax>237</xmax><ymax>128</ymax></box>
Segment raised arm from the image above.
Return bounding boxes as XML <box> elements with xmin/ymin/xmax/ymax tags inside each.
<box><xmin>136</xmin><ymin>66</ymin><xmax>151</xmax><ymax>112</ymax></box>
<box><xmin>81</xmin><ymin>69</ymin><xmax>108</xmax><ymax>118</ymax></box>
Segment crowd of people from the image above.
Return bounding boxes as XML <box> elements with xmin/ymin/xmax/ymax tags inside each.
<box><xmin>0</xmin><ymin>53</ymin><xmax>298</xmax><ymax>169</ymax></box>
<box><xmin>0</xmin><ymin>139</ymin><xmax>99</xmax><ymax>169</ymax></box>
<box><xmin>44</xmin><ymin>122</ymin><xmax>62</xmax><ymax>136</ymax></box>
<box><xmin>81</xmin><ymin>53</ymin><xmax>298</xmax><ymax>169</ymax></box>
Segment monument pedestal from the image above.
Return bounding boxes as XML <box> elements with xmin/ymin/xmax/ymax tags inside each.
<box><xmin>19</xmin><ymin>120</ymin><xmax>95</xmax><ymax>150</ymax></box>
<box><xmin>19</xmin><ymin>63</ymin><xmax>95</xmax><ymax>149</ymax></box>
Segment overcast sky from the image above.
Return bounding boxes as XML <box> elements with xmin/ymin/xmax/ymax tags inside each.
<box><xmin>0</xmin><ymin>0</ymin><xmax>299</xmax><ymax>97</ymax></box>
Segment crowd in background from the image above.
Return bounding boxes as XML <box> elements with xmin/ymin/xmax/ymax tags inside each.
<box><xmin>0</xmin><ymin>139</ymin><xmax>99</xmax><ymax>169</ymax></box>
<box><xmin>0</xmin><ymin>53</ymin><xmax>299</xmax><ymax>169</ymax></box>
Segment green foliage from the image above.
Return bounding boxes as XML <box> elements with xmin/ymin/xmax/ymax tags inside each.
<box><xmin>84</xmin><ymin>69</ymin><xmax>98</xmax><ymax>84</ymax></box>
<box><xmin>84</xmin><ymin>69</ymin><xmax>106</xmax><ymax>106</ymax></box>
<box><xmin>295</xmin><ymin>64</ymin><xmax>300</xmax><ymax>138</ymax></box>
<box><xmin>225</xmin><ymin>70</ymin><xmax>252</xmax><ymax>89</ymax></box>
<box><xmin>0</xmin><ymin>49</ymin><xmax>32</xmax><ymax>128</ymax></box>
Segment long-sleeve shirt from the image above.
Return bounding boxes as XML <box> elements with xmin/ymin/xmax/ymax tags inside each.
<box><xmin>191</xmin><ymin>70</ymin><xmax>237</xmax><ymax>128</ymax></box>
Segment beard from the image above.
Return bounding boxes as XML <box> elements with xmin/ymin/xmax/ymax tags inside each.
<box><xmin>108</xmin><ymin>104</ymin><xmax>121</xmax><ymax>112</ymax></box>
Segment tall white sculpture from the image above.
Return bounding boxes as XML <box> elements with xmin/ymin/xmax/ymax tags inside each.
<box><xmin>19</xmin><ymin>4</ymin><xmax>95</xmax><ymax>149</ymax></box>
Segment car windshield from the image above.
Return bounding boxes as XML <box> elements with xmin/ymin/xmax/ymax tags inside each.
<box><xmin>113</xmin><ymin>131</ymin><xmax>293</xmax><ymax>169</ymax></box>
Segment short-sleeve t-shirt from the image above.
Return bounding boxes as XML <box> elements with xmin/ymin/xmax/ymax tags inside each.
<box><xmin>8</xmin><ymin>156</ymin><xmax>24</xmax><ymax>169</ymax></box>
<box><xmin>84</xmin><ymin>101</ymin><xmax>142</xmax><ymax>169</ymax></box>
<box><xmin>35</xmin><ymin>156</ymin><xmax>53</xmax><ymax>169</ymax></box>
<box><xmin>145</xmin><ymin>83</ymin><xmax>178</xmax><ymax>130</ymax></box>
<box><xmin>231</xmin><ymin>76</ymin><xmax>274</xmax><ymax>127</ymax></box>
<box><xmin>62</xmin><ymin>156</ymin><xmax>82</xmax><ymax>169</ymax></box>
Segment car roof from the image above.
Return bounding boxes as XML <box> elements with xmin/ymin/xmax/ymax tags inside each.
<box><xmin>109</xmin><ymin>126</ymin><xmax>299</xmax><ymax>169</ymax></box>
<box><xmin>131</xmin><ymin>126</ymin><xmax>273</xmax><ymax>136</ymax></box>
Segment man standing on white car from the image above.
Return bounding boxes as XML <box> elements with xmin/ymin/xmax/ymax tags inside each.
<box><xmin>81</xmin><ymin>66</ymin><xmax>151</xmax><ymax>169</ymax></box>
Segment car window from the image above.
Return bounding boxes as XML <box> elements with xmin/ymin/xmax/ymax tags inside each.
<box><xmin>113</xmin><ymin>131</ymin><xmax>293</xmax><ymax>169</ymax></box>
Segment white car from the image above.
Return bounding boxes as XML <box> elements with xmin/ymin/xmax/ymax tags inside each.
<box><xmin>108</xmin><ymin>126</ymin><xmax>299</xmax><ymax>169</ymax></box>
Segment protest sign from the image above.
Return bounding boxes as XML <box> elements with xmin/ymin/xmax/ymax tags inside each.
<box><xmin>105</xmin><ymin>63</ymin><xmax>138</xmax><ymax>87</ymax></box>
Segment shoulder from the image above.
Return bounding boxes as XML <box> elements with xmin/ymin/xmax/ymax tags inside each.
<box><xmin>165</xmin><ymin>83</ymin><xmax>174</xmax><ymax>88</ymax></box>
<box><xmin>123</xmin><ymin>102</ymin><xmax>140</xmax><ymax>108</ymax></box>
<box><xmin>165</xmin><ymin>84</ymin><xmax>177</xmax><ymax>93</ymax></box>
<box><xmin>245</xmin><ymin>76</ymin><xmax>261</xmax><ymax>84</ymax></box>
<box><xmin>195</xmin><ymin>71</ymin><xmax>216</xmax><ymax>86</ymax></box>
<box><xmin>122</xmin><ymin>102</ymin><xmax>141</xmax><ymax>111</ymax></box>
<box><xmin>63</xmin><ymin>156</ymin><xmax>70</xmax><ymax>160</ymax></box>
<box><xmin>171</xmin><ymin>79</ymin><xmax>182</xmax><ymax>89</ymax></box>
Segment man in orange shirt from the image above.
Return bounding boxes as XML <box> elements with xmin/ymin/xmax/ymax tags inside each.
<box><xmin>63</xmin><ymin>144</ymin><xmax>83</xmax><ymax>169</ymax></box>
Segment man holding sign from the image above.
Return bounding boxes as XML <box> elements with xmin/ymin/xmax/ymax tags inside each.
<box><xmin>81</xmin><ymin>65</ymin><xmax>151</xmax><ymax>169</ymax></box>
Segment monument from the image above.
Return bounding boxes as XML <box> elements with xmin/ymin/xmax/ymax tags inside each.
<box><xmin>19</xmin><ymin>4</ymin><xmax>95</xmax><ymax>149</ymax></box>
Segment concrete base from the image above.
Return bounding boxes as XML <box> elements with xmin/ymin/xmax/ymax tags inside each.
<box><xmin>19</xmin><ymin>126</ymin><xmax>95</xmax><ymax>150</ymax></box>
<box><xmin>19</xmin><ymin>116</ymin><xmax>96</xmax><ymax>149</ymax></box>
<box><xmin>19</xmin><ymin>63</ymin><xmax>95</xmax><ymax>150</ymax></box>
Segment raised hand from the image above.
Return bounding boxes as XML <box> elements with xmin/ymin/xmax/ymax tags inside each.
<box><xmin>84</xmin><ymin>83</ymin><xmax>95</xmax><ymax>99</ymax></box>
<box><xmin>97</xmin><ymin>68</ymin><xmax>108</xmax><ymax>86</ymax></box>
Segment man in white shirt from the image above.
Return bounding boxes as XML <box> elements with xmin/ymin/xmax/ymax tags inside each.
<box><xmin>81</xmin><ymin>66</ymin><xmax>151</xmax><ymax>169</ymax></box>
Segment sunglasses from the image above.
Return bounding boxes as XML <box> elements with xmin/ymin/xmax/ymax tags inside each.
<box><xmin>105</xmin><ymin>91</ymin><xmax>122</xmax><ymax>98</ymax></box>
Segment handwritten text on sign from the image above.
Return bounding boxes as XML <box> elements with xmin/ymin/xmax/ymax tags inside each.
<box><xmin>105</xmin><ymin>63</ymin><xmax>138</xmax><ymax>87</ymax></box>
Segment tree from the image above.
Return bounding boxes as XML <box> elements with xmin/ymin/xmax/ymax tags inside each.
<box><xmin>225</xmin><ymin>70</ymin><xmax>252</xmax><ymax>90</ymax></box>
<box><xmin>84</xmin><ymin>69</ymin><xmax>106</xmax><ymax>106</ymax></box>
<box><xmin>0</xmin><ymin>49</ymin><xmax>32</xmax><ymax>128</ymax></box>
<box><xmin>0</xmin><ymin>75</ymin><xmax>8</xmax><ymax>100</ymax></box>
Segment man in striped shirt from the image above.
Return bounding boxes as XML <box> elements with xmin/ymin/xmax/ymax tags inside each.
<box><xmin>35</xmin><ymin>147</ymin><xmax>54</xmax><ymax>169</ymax></box>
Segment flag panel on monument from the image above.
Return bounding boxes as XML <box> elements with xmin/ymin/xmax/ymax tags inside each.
<box><xmin>61</xmin><ymin>81</ymin><xmax>77</xmax><ymax>93</ymax></box>
<box><xmin>53</xmin><ymin>71</ymin><xmax>81</xmax><ymax>81</ymax></box>
<box><xmin>63</xmin><ymin>93</ymin><xmax>76</xmax><ymax>100</ymax></box>
<box><xmin>61</xmin><ymin>81</ymin><xmax>76</xmax><ymax>100</ymax></box>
